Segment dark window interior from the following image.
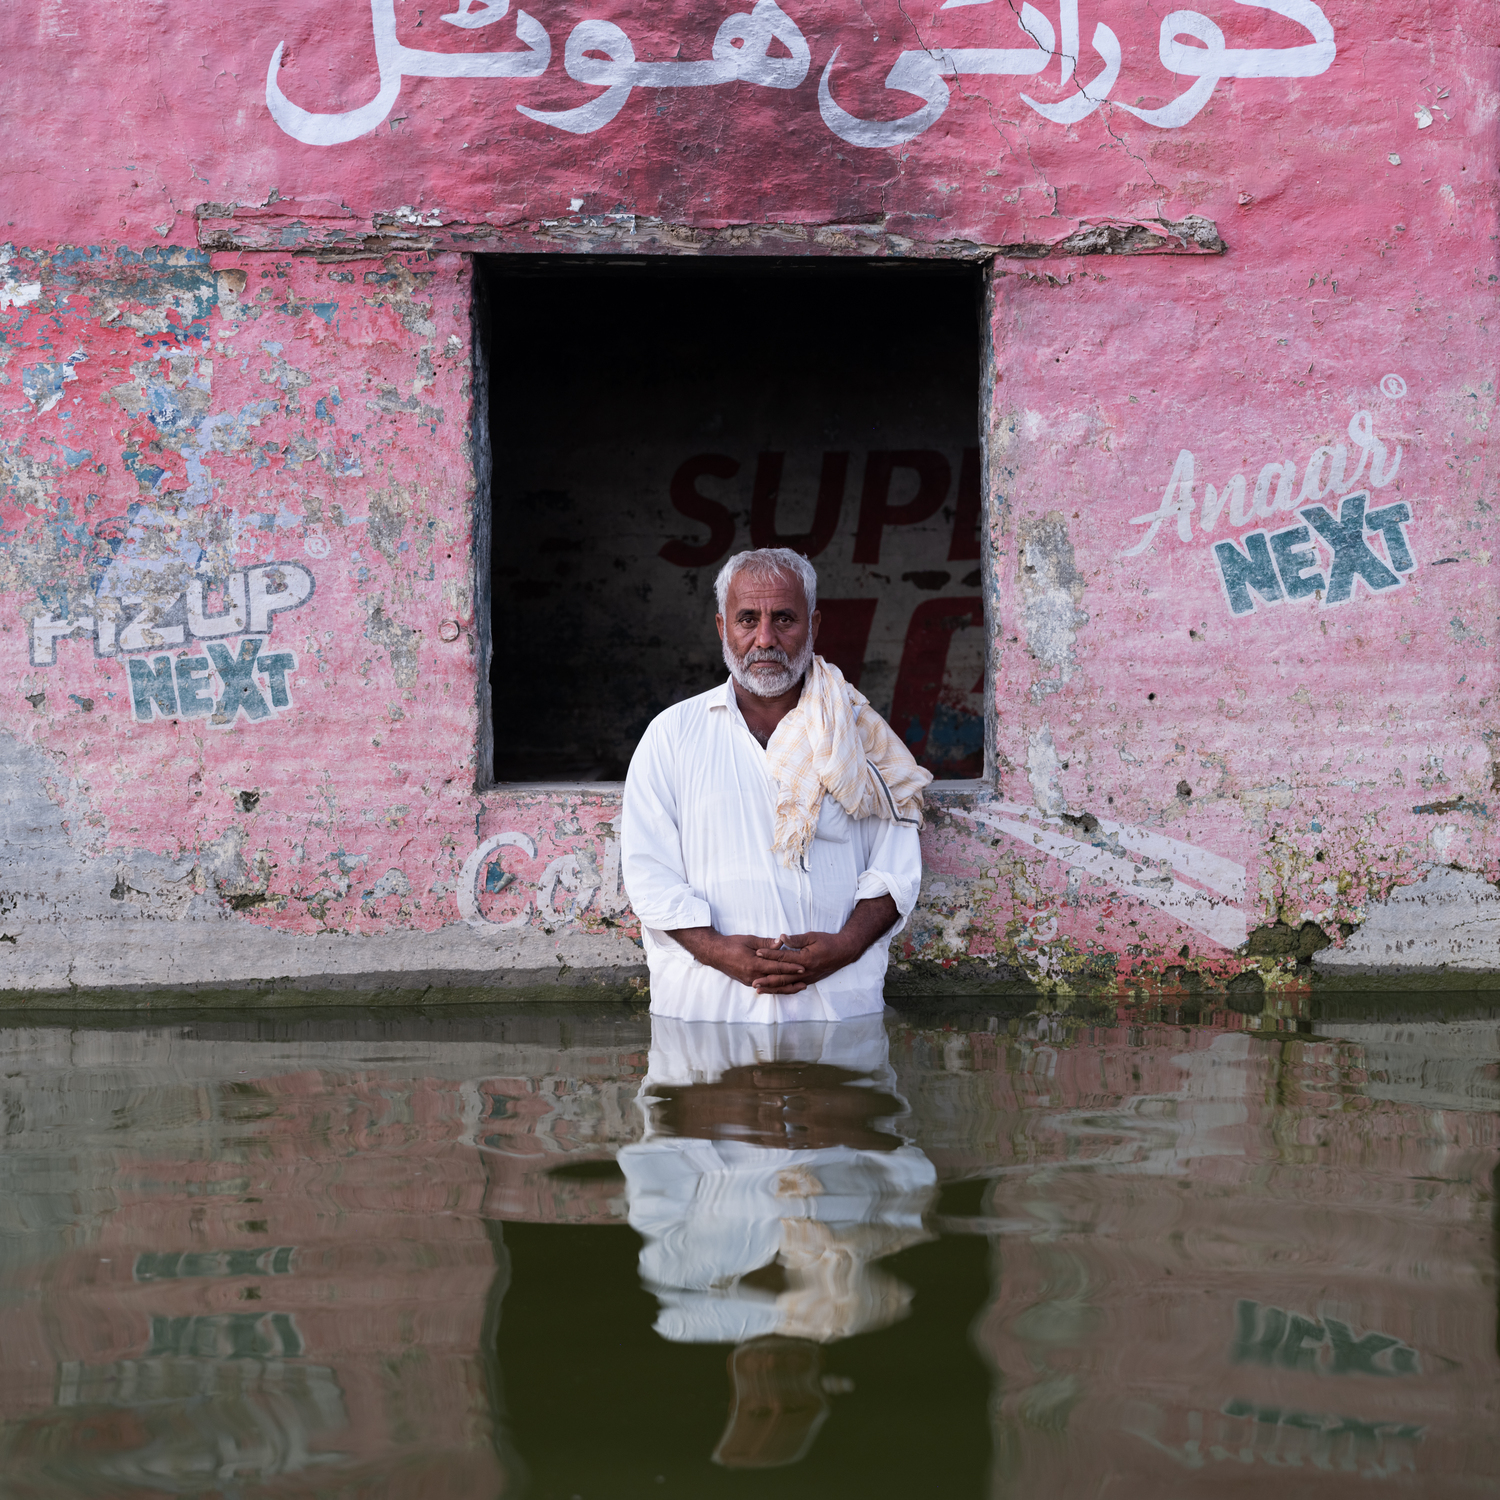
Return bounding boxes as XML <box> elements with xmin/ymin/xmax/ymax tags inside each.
<box><xmin>481</xmin><ymin>257</ymin><xmax>984</xmax><ymax>783</ymax></box>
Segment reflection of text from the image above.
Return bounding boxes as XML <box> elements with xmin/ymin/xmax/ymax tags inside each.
<box><xmin>1127</xmin><ymin>1396</ymin><xmax>1424</xmax><ymax>1477</ymax></box>
<box><xmin>1231</xmin><ymin>1299</ymin><xmax>1421</xmax><ymax>1376</ymax></box>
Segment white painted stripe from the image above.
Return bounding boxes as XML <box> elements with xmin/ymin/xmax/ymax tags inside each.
<box><xmin>961</xmin><ymin>809</ymin><xmax>1249</xmax><ymax>950</ymax></box>
<box><xmin>979</xmin><ymin>801</ymin><xmax>1247</xmax><ymax>902</ymax></box>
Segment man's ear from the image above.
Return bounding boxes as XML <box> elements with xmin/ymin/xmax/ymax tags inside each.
<box><xmin>809</xmin><ymin>608</ymin><xmax>821</xmax><ymax>646</ymax></box>
<box><xmin>715</xmin><ymin>613</ymin><xmax>725</xmax><ymax>642</ymax></box>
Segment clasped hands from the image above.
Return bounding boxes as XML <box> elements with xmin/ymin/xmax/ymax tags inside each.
<box><xmin>668</xmin><ymin>895</ymin><xmax>899</xmax><ymax>995</ymax></box>
<box><xmin>709</xmin><ymin>930</ymin><xmax>854</xmax><ymax>994</ymax></box>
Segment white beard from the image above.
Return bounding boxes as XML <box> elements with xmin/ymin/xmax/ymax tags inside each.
<box><xmin>723</xmin><ymin>637</ymin><xmax>814</xmax><ymax>698</ymax></box>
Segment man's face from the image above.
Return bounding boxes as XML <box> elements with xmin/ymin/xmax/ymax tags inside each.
<box><xmin>717</xmin><ymin>573</ymin><xmax>821</xmax><ymax>699</ymax></box>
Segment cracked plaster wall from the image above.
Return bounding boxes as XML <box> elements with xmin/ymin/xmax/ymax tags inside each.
<box><xmin>969</xmin><ymin>193</ymin><xmax>1498</xmax><ymax>993</ymax></box>
<box><xmin>0</xmin><ymin>249</ymin><xmax>648</xmax><ymax>994</ymax></box>
<box><xmin>1</xmin><ymin>2</ymin><xmax>1498</xmax><ymax>998</ymax></box>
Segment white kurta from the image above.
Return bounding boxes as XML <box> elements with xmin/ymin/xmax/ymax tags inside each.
<box><xmin>621</xmin><ymin>679</ymin><xmax>924</xmax><ymax>1022</ymax></box>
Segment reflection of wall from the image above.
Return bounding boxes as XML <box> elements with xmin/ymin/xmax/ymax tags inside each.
<box><xmin>0</xmin><ymin>1021</ymin><xmax>647</xmax><ymax>1496</ymax></box>
<box><xmin>474</xmin><ymin>1048</ymin><xmax>648</xmax><ymax>1223</ymax></box>
<box><xmin>888</xmin><ymin>1017</ymin><xmax>1500</xmax><ymax>1496</ymax></box>
<box><xmin>488</xmin><ymin>265</ymin><xmax>985</xmax><ymax>779</ymax></box>
<box><xmin>2</xmin><ymin>1013</ymin><xmax>1496</xmax><ymax>1492</ymax></box>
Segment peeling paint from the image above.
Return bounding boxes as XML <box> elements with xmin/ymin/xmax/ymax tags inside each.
<box><xmin>1027</xmin><ymin>725</ymin><xmax>1068</xmax><ymax>816</ymax></box>
<box><xmin>0</xmin><ymin>0</ymin><xmax>1497</xmax><ymax>1001</ymax></box>
<box><xmin>1016</xmin><ymin>511</ymin><xmax>1087</xmax><ymax>701</ymax></box>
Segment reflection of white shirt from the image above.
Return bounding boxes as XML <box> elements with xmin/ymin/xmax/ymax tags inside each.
<box><xmin>622</xmin><ymin>680</ymin><xmax>923</xmax><ymax>1023</ymax></box>
<box><xmin>622</xmin><ymin>1139</ymin><xmax>936</xmax><ymax>1344</ymax></box>
<box><xmin>622</xmin><ymin>1015</ymin><xmax>936</xmax><ymax>1344</ymax></box>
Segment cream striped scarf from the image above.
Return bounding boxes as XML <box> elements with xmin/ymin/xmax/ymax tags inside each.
<box><xmin>764</xmin><ymin>655</ymin><xmax>932</xmax><ymax>868</ymax></box>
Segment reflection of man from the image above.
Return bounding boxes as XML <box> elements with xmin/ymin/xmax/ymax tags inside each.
<box><xmin>621</xmin><ymin>547</ymin><xmax>931</xmax><ymax>1022</ymax></box>
<box><xmin>620</xmin><ymin>1015</ymin><xmax>937</xmax><ymax>1468</ymax></box>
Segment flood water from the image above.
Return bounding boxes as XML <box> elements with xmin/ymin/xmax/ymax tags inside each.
<box><xmin>1</xmin><ymin>999</ymin><xmax>1496</xmax><ymax>1498</ymax></box>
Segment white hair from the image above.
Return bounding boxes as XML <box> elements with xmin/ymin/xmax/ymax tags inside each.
<box><xmin>714</xmin><ymin>548</ymin><xmax>819</xmax><ymax>617</ymax></box>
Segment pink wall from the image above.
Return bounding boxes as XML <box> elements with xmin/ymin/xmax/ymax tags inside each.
<box><xmin>2</xmin><ymin>252</ymin><xmax>486</xmax><ymax>950</ymax></box>
<box><xmin>975</xmin><ymin>232</ymin><xmax>1497</xmax><ymax>986</ymax></box>
<box><xmin>3</xmin><ymin>0</ymin><xmax>1471</xmax><ymax>251</ymax></box>
<box><xmin>1</xmin><ymin>0</ymin><xmax>1497</xmax><ymax>996</ymax></box>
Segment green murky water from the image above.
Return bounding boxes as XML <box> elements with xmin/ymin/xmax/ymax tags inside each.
<box><xmin>1</xmin><ymin>1000</ymin><xmax>1496</xmax><ymax>1497</ymax></box>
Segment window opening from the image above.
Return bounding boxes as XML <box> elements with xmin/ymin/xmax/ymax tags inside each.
<box><xmin>479</xmin><ymin>256</ymin><xmax>986</xmax><ymax>785</ymax></box>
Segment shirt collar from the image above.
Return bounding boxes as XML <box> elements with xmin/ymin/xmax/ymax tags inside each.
<box><xmin>715</xmin><ymin>676</ymin><xmax>759</xmax><ymax>736</ymax></box>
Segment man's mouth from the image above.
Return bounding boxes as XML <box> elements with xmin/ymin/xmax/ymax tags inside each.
<box><xmin>725</xmin><ymin>640</ymin><xmax>807</xmax><ymax>698</ymax></box>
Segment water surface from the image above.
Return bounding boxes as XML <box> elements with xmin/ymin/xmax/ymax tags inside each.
<box><xmin>1</xmin><ymin>1001</ymin><xmax>1496</xmax><ymax>1497</ymax></box>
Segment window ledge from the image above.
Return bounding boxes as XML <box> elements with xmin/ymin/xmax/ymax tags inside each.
<box><xmin>926</xmin><ymin>779</ymin><xmax>993</xmax><ymax>798</ymax></box>
<box><xmin>483</xmin><ymin>781</ymin><xmax>626</xmax><ymax>794</ymax></box>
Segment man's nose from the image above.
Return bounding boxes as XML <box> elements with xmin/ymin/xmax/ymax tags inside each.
<box><xmin>753</xmin><ymin>615</ymin><xmax>779</xmax><ymax>648</ymax></box>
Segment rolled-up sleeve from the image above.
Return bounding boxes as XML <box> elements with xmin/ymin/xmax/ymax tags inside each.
<box><xmin>852</xmin><ymin>816</ymin><xmax>923</xmax><ymax>933</ymax></box>
<box><xmin>622</xmin><ymin>717</ymin><xmax>713</xmax><ymax>932</ymax></box>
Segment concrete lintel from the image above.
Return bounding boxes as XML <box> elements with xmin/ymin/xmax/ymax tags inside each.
<box><xmin>196</xmin><ymin>207</ymin><xmax>1225</xmax><ymax>262</ymax></box>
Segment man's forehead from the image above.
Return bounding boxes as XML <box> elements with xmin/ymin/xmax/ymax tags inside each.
<box><xmin>723</xmin><ymin>572</ymin><xmax>808</xmax><ymax>613</ymax></box>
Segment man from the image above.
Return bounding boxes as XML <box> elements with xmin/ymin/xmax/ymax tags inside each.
<box><xmin>621</xmin><ymin>547</ymin><xmax>931</xmax><ymax>1021</ymax></box>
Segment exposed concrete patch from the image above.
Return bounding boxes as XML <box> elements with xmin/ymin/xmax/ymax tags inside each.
<box><xmin>1042</xmin><ymin>217</ymin><xmax>1226</xmax><ymax>257</ymax></box>
<box><xmin>366</xmin><ymin>481</ymin><xmax>413</xmax><ymax>566</ymax></box>
<box><xmin>1016</xmin><ymin>511</ymin><xmax>1087</xmax><ymax>701</ymax></box>
<box><xmin>885</xmin><ymin>955</ymin><xmax>1040</xmax><ymax>999</ymax></box>
<box><xmin>0</xmin><ymin>245</ymin><xmax>42</xmax><ymax>311</ymax></box>
<box><xmin>1026</xmin><ymin>724</ymin><xmax>1068</xmax><ymax>815</ymax></box>
<box><xmin>1247</xmin><ymin>920</ymin><xmax>1332</xmax><ymax>964</ymax></box>
<box><xmin>361</xmin><ymin>599</ymin><xmax>420</xmax><ymax>691</ymax></box>
<box><xmin>0</xmin><ymin>921</ymin><xmax>649</xmax><ymax>1000</ymax></box>
<box><xmin>1</xmin><ymin>731</ymin><xmax>148</xmax><ymax>930</ymax></box>
<box><xmin>1314</xmin><ymin>867</ymin><xmax>1500</xmax><ymax>978</ymax></box>
<box><xmin>1237</xmin><ymin>781</ymin><xmax>1295</xmax><ymax>830</ymax></box>
<box><xmin>113</xmin><ymin>860</ymin><xmax>202</xmax><ymax>919</ymax></box>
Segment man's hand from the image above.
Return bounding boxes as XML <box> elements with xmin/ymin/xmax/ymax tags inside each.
<box><xmin>668</xmin><ymin>896</ymin><xmax>900</xmax><ymax>996</ymax></box>
<box><xmin>754</xmin><ymin>894</ymin><xmax>902</xmax><ymax>994</ymax></box>
<box><xmin>753</xmin><ymin>930</ymin><xmax>857</xmax><ymax>990</ymax></box>
<box><xmin>667</xmin><ymin>928</ymin><xmax>809</xmax><ymax>991</ymax></box>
